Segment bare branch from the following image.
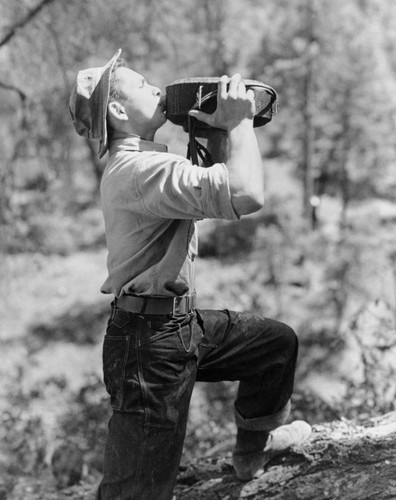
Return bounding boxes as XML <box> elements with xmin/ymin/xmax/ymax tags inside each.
<box><xmin>0</xmin><ymin>81</ymin><xmax>27</xmax><ymax>101</ymax></box>
<box><xmin>0</xmin><ymin>0</ymin><xmax>57</xmax><ymax>48</ymax></box>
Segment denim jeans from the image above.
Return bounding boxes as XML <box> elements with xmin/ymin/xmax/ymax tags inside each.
<box><xmin>96</xmin><ymin>305</ymin><xmax>298</xmax><ymax>500</ymax></box>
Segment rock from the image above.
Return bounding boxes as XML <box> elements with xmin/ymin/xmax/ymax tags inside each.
<box><xmin>51</xmin><ymin>442</ymin><xmax>84</xmax><ymax>489</ymax></box>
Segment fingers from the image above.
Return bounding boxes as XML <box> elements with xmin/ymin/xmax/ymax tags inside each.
<box><xmin>246</xmin><ymin>88</ymin><xmax>254</xmax><ymax>100</ymax></box>
<box><xmin>218</xmin><ymin>73</ymin><xmax>247</xmax><ymax>98</ymax></box>
<box><xmin>246</xmin><ymin>88</ymin><xmax>256</xmax><ymax>109</ymax></box>
<box><xmin>189</xmin><ymin>73</ymin><xmax>254</xmax><ymax>130</ymax></box>
<box><xmin>238</xmin><ymin>79</ymin><xmax>247</xmax><ymax>98</ymax></box>
<box><xmin>228</xmin><ymin>73</ymin><xmax>241</xmax><ymax>97</ymax></box>
<box><xmin>223</xmin><ymin>73</ymin><xmax>251</xmax><ymax>101</ymax></box>
<box><xmin>219</xmin><ymin>75</ymin><xmax>228</xmax><ymax>100</ymax></box>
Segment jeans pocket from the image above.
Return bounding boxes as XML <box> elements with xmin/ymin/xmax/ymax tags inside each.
<box><xmin>103</xmin><ymin>335</ymin><xmax>129</xmax><ymax>410</ymax></box>
<box><xmin>142</xmin><ymin>351</ymin><xmax>196</xmax><ymax>427</ymax></box>
<box><xmin>108</xmin><ymin>307</ymin><xmax>130</xmax><ymax>330</ymax></box>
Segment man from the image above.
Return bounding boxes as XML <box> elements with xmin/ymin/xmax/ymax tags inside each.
<box><xmin>69</xmin><ymin>49</ymin><xmax>311</xmax><ymax>500</ymax></box>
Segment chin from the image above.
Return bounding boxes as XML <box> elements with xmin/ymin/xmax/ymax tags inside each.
<box><xmin>156</xmin><ymin>114</ymin><xmax>167</xmax><ymax>130</ymax></box>
<box><xmin>146</xmin><ymin>112</ymin><xmax>167</xmax><ymax>139</ymax></box>
<box><xmin>159</xmin><ymin>112</ymin><xmax>167</xmax><ymax>125</ymax></box>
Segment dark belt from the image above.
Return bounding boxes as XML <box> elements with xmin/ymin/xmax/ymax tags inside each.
<box><xmin>115</xmin><ymin>293</ymin><xmax>196</xmax><ymax>315</ymax></box>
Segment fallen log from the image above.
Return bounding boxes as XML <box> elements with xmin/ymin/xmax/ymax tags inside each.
<box><xmin>173</xmin><ymin>411</ymin><xmax>396</xmax><ymax>500</ymax></box>
<box><xmin>5</xmin><ymin>412</ymin><xmax>396</xmax><ymax>499</ymax></box>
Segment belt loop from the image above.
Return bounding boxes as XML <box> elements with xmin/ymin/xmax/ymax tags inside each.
<box><xmin>139</xmin><ymin>297</ymin><xmax>148</xmax><ymax>315</ymax></box>
<box><xmin>110</xmin><ymin>300</ymin><xmax>116</xmax><ymax>321</ymax></box>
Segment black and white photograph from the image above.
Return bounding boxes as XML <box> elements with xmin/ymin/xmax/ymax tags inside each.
<box><xmin>1</xmin><ymin>1</ymin><xmax>396</xmax><ymax>499</ymax></box>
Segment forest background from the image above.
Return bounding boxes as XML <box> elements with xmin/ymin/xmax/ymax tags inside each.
<box><xmin>1</xmin><ymin>0</ymin><xmax>396</xmax><ymax>497</ymax></box>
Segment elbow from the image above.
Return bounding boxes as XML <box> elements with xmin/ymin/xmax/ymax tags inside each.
<box><xmin>253</xmin><ymin>191</ymin><xmax>265</xmax><ymax>209</ymax></box>
<box><xmin>232</xmin><ymin>191</ymin><xmax>264</xmax><ymax>216</ymax></box>
<box><xmin>246</xmin><ymin>193</ymin><xmax>264</xmax><ymax>214</ymax></box>
<box><xmin>246</xmin><ymin>187</ymin><xmax>265</xmax><ymax>213</ymax></box>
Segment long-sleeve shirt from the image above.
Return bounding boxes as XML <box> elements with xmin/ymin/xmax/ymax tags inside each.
<box><xmin>100</xmin><ymin>136</ymin><xmax>239</xmax><ymax>297</ymax></box>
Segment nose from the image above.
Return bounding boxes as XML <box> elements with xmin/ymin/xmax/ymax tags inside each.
<box><xmin>152</xmin><ymin>86</ymin><xmax>161</xmax><ymax>97</ymax></box>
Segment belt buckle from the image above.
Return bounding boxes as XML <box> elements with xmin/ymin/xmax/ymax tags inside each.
<box><xmin>172</xmin><ymin>296</ymin><xmax>185</xmax><ymax>315</ymax></box>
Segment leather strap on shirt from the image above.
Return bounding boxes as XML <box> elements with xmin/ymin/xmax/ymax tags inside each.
<box><xmin>115</xmin><ymin>293</ymin><xmax>196</xmax><ymax>315</ymax></box>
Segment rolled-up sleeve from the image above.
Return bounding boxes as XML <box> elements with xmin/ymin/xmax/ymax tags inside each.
<box><xmin>135</xmin><ymin>153</ymin><xmax>239</xmax><ymax>221</ymax></box>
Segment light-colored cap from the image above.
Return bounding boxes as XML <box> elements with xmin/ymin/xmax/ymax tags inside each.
<box><xmin>69</xmin><ymin>49</ymin><xmax>122</xmax><ymax>158</ymax></box>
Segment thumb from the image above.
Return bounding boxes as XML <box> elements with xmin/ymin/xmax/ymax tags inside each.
<box><xmin>188</xmin><ymin>109</ymin><xmax>214</xmax><ymax>126</ymax></box>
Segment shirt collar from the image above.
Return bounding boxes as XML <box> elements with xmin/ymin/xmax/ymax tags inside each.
<box><xmin>109</xmin><ymin>135</ymin><xmax>168</xmax><ymax>156</ymax></box>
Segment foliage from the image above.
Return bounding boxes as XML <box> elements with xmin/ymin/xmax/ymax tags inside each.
<box><xmin>1</xmin><ymin>368</ymin><xmax>50</xmax><ymax>478</ymax></box>
<box><xmin>3</xmin><ymin>207</ymin><xmax>105</xmax><ymax>255</ymax></box>
<box><xmin>2</xmin><ymin>1</ymin><xmax>396</xmax><ymax>497</ymax></box>
<box><xmin>198</xmin><ymin>218</ymin><xmax>259</xmax><ymax>258</ymax></box>
<box><xmin>2</xmin><ymin>235</ymin><xmax>396</xmax><ymax>496</ymax></box>
<box><xmin>248</xmin><ymin>0</ymin><xmax>396</xmax><ymax>214</ymax></box>
<box><xmin>2</xmin><ymin>0</ymin><xmax>396</xmax><ymax>230</ymax></box>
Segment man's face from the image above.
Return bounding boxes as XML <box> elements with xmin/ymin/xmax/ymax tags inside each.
<box><xmin>115</xmin><ymin>67</ymin><xmax>167</xmax><ymax>138</ymax></box>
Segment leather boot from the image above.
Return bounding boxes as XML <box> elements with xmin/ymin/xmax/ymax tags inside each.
<box><xmin>232</xmin><ymin>420</ymin><xmax>312</xmax><ymax>481</ymax></box>
<box><xmin>232</xmin><ymin>428</ymin><xmax>270</xmax><ymax>481</ymax></box>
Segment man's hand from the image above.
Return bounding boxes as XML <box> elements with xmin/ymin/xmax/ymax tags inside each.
<box><xmin>188</xmin><ymin>74</ymin><xmax>264</xmax><ymax>217</ymax></box>
<box><xmin>188</xmin><ymin>74</ymin><xmax>256</xmax><ymax>133</ymax></box>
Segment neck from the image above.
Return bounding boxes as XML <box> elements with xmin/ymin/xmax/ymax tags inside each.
<box><xmin>109</xmin><ymin>130</ymin><xmax>156</xmax><ymax>143</ymax></box>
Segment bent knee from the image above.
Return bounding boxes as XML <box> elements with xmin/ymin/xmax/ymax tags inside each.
<box><xmin>276</xmin><ymin>322</ymin><xmax>299</xmax><ymax>358</ymax></box>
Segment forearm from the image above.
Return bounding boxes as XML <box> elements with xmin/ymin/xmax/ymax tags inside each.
<box><xmin>226</xmin><ymin>121</ymin><xmax>264</xmax><ymax>215</ymax></box>
<box><xmin>188</xmin><ymin>73</ymin><xmax>265</xmax><ymax>215</ymax></box>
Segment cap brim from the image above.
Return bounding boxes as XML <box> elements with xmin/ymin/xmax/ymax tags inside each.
<box><xmin>98</xmin><ymin>48</ymin><xmax>122</xmax><ymax>159</ymax></box>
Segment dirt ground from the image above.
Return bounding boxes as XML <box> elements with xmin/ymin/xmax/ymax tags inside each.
<box><xmin>2</xmin><ymin>412</ymin><xmax>396</xmax><ymax>500</ymax></box>
<box><xmin>1</xmin><ymin>248</ymin><xmax>396</xmax><ymax>500</ymax></box>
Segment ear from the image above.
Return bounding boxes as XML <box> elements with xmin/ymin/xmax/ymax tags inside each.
<box><xmin>108</xmin><ymin>101</ymin><xmax>128</xmax><ymax>122</ymax></box>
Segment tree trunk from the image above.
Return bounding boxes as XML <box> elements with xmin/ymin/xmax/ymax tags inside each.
<box><xmin>338</xmin><ymin>88</ymin><xmax>352</xmax><ymax>230</ymax></box>
<box><xmin>301</xmin><ymin>0</ymin><xmax>317</xmax><ymax>228</ymax></box>
<box><xmin>203</xmin><ymin>0</ymin><xmax>230</xmax><ymax>75</ymax></box>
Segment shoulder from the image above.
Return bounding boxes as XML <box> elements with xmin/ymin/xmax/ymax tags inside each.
<box><xmin>135</xmin><ymin>151</ymin><xmax>194</xmax><ymax>177</ymax></box>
